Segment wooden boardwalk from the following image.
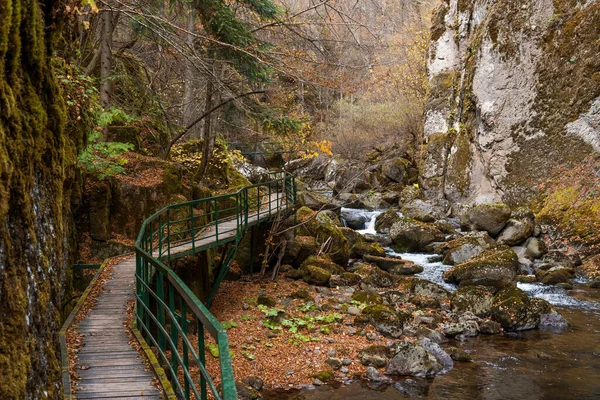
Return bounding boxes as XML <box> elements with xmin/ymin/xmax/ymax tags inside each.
<box><xmin>74</xmin><ymin>258</ymin><xmax>161</xmax><ymax>399</ymax></box>
<box><xmin>72</xmin><ymin>192</ymin><xmax>289</xmax><ymax>399</ymax></box>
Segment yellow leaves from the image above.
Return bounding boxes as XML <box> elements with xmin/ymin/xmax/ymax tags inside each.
<box><xmin>82</xmin><ymin>0</ymin><xmax>99</xmax><ymax>14</ymax></box>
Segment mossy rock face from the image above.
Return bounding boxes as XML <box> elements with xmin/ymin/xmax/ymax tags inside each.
<box><xmin>89</xmin><ymin>182</ymin><xmax>112</xmax><ymax>241</ymax></box>
<box><xmin>351</xmin><ymin>291</ymin><xmax>383</xmax><ymax>305</ymax></box>
<box><xmin>299</xmin><ymin>265</ymin><xmax>331</xmax><ymax>286</ymax></box>
<box><xmin>375</xmin><ymin>209</ymin><xmax>402</xmax><ymax>233</ymax></box>
<box><xmin>451</xmin><ymin>286</ymin><xmax>494</xmax><ymax>318</ymax></box>
<box><xmin>296</xmin><ymin>189</ymin><xmax>330</xmax><ymax>210</ymax></box>
<box><xmin>460</xmin><ymin>204</ymin><xmax>512</xmax><ymax>236</ymax></box>
<box><xmin>295</xmin><ymin>206</ymin><xmax>350</xmax><ymax>266</ymax></box>
<box><xmin>490</xmin><ymin>287</ymin><xmax>548</xmax><ymax>331</ymax></box>
<box><xmin>399</xmin><ymin>185</ymin><xmax>423</xmax><ymax>205</ymax></box>
<box><xmin>381</xmin><ymin>157</ymin><xmax>412</xmax><ymax>184</ymax></box>
<box><xmin>300</xmin><ymin>255</ymin><xmax>345</xmax><ymax>276</ymax></box>
<box><xmin>282</xmin><ymin>236</ymin><xmax>319</xmax><ymax>268</ymax></box>
<box><xmin>350</xmin><ymin>241</ymin><xmax>386</xmax><ymax>259</ymax></box>
<box><xmin>443</xmin><ymin>246</ymin><xmax>519</xmax><ymax>291</ymax></box>
<box><xmin>389</xmin><ymin>217</ymin><xmax>445</xmax><ymax>252</ymax></box>
<box><xmin>286</xmin><ymin>269</ymin><xmax>303</xmax><ymax>280</ymax></box>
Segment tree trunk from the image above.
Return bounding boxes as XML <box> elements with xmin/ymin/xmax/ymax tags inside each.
<box><xmin>196</xmin><ymin>77</ymin><xmax>215</xmax><ymax>182</ymax></box>
<box><xmin>182</xmin><ymin>7</ymin><xmax>198</xmax><ymax>137</ymax></box>
<box><xmin>100</xmin><ymin>8</ymin><xmax>114</xmax><ymax>140</ymax></box>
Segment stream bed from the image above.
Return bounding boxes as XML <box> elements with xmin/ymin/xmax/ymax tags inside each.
<box><xmin>264</xmin><ymin>208</ymin><xmax>600</xmax><ymax>399</ymax></box>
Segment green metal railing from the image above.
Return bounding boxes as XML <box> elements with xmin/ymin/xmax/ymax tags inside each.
<box><xmin>134</xmin><ymin>171</ymin><xmax>295</xmax><ymax>400</ymax></box>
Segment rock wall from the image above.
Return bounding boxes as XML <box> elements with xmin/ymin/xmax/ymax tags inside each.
<box><xmin>0</xmin><ymin>1</ymin><xmax>81</xmax><ymax>398</ymax></box>
<box><xmin>421</xmin><ymin>0</ymin><xmax>600</xmax><ymax>208</ymax></box>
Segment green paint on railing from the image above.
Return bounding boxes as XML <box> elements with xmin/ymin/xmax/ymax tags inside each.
<box><xmin>135</xmin><ymin>171</ymin><xmax>295</xmax><ymax>400</ymax></box>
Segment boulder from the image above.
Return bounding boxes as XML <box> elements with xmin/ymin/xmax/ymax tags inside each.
<box><xmin>297</xmin><ymin>189</ymin><xmax>331</xmax><ymax>211</ymax></box>
<box><xmin>350</xmin><ymin>241</ymin><xmax>386</xmax><ymax>259</ymax></box>
<box><xmin>334</xmin><ymin>166</ymin><xmax>371</xmax><ymax>194</ymax></box>
<box><xmin>358</xmin><ymin>345</ymin><xmax>390</xmax><ymax>368</ymax></box>
<box><xmin>234</xmin><ymin>160</ymin><xmax>269</xmax><ymax>183</ymax></box>
<box><xmin>363</xmin><ymin>267</ymin><xmax>396</xmax><ymax>288</ymax></box>
<box><xmin>375</xmin><ymin>209</ymin><xmax>402</xmax><ymax>233</ymax></box>
<box><xmin>539</xmin><ymin>266</ymin><xmax>574</xmax><ymax>285</ymax></box>
<box><xmin>479</xmin><ymin>320</ymin><xmax>502</xmax><ymax>334</ymax></box>
<box><xmin>496</xmin><ymin>219</ymin><xmax>534</xmax><ymax>246</ymax></box>
<box><xmin>460</xmin><ymin>203</ymin><xmax>512</xmax><ymax>236</ymax></box>
<box><xmin>282</xmin><ymin>236</ymin><xmax>319</xmax><ymax>268</ymax></box>
<box><xmin>524</xmin><ymin>237</ymin><xmax>547</xmax><ymax>259</ymax></box>
<box><xmin>442</xmin><ymin>235</ymin><xmax>495</xmax><ymax>265</ymax></box>
<box><xmin>363</xmin><ymin>254</ymin><xmax>405</xmax><ymax>271</ymax></box>
<box><xmin>399</xmin><ymin>185</ymin><xmax>423</xmax><ymax>205</ymax></box>
<box><xmin>296</xmin><ymin>206</ymin><xmax>350</xmax><ymax>266</ymax></box>
<box><xmin>389</xmin><ymin>217</ymin><xmax>445</xmax><ymax>252</ymax></box>
<box><xmin>451</xmin><ymin>286</ymin><xmax>494</xmax><ymax>318</ymax></box>
<box><xmin>381</xmin><ymin>157</ymin><xmax>412</xmax><ymax>184</ymax></box>
<box><xmin>443</xmin><ymin>246</ymin><xmax>519</xmax><ymax>291</ymax></box>
<box><xmin>362</xmin><ymin>305</ymin><xmax>410</xmax><ymax>338</ymax></box>
<box><xmin>386</xmin><ymin>340</ymin><xmax>452</xmax><ymax>377</ymax></box>
<box><xmin>341</xmin><ymin>210</ymin><xmax>369</xmax><ymax>230</ymax></box>
<box><xmin>412</xmin><ymin>279</ymin><xmax>451</xmax><ymax>302</ymax></box>
<box><xmin>401</xmin><ymin>199</ymin><xmax>440</xmax><ymax>223</ymax></box>
<box><xmin>490</xmin><ymin>287</ymin><xmax>555</xmax><ymax>331</ymax></box>
<box><xmin>339</xmin><ymin>227</ymin><xmax>364</xmax><ymax>247</ymax></box>
<box><xmin>299</xmin><ymin>265</ymin><xmax>331</xmax><ymax>286</ymax></box>
<box><xmin>354</xmin><ymin>192</ymin><xmax>391</xmax><ymax>210</ymax></box>
<box><xmin>445</xmin><ymin>347</ymin><xmax>473</xmax><ymax>362</ymax></box>
<box><xmin>300</xmin><ymin>255</ymin><xmax>345</xmax><ymax>276</ymax></box>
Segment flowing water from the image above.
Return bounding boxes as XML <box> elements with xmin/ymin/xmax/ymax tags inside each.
<box><xmin>264</xmin><ymin>209</ymin><xmax>600</xmax><ymax>399</ymax></box>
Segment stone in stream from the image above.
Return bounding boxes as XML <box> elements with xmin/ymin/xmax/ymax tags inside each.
<box><xmin>442</xmin><ymin>245</ymin><xmax>519</xmax><ymax>291</ymax></box>
<box><xmin>441</xmin><ymin>234</ymin><xmax>495</xmax><ymax>265</ymax></box>
<box><xmin>524</xmin><ymin>237</ymin><xmax>547</xmax><ymax>259</ymax></box>
<box><xmin>359</xmin><ymin>345</ymin><xmax>390</xmax><ymax>368</ymax></box>
<box><xmin>451</xmin><ymin>286</ymin><xmax>495</xmax><ymax>318</ymax></box>
<box><xmin>365</xmin><ymin>366</ymin><xmax>392</xmax><ymax>382</ymax></box>
<box><xmin>445</xmin><ymin>347</ymin><xmax>473</xmax><ymax>362</ymax></box>
<box><xmin>460</xmin><ymin>203</ymin><xmax>512</xmax><ymax>236</ymax></box>
<box><xmin>350</xmin><ymin>241</ymin><xmax>386</xmax><ymax>259</ymax></box>
<box><xmin>401</xmin><ymin>199</ymin><xmax>440</xmax><ymax>223</ymax></box>
<box><xmin>386</xmin><ymin>339</ymin><xmax>452</xmax><ymax>377</ymax></box>
<box><xmin>389</xmin><ymin>217</ymin><xmax>445</xmax><ymax>252</ymax></box>
<box><xmin>496</xmin><ymin>218</ymin><xmax>534</xmax><ymax>246</ymax></box>
<box><xmin>374</xmin><ymin>209</ymin><xmax>402</xmax><ymax>233</ymax></box>
<box><xmin>411</xmin><ymin>279</ymin><xmax>451</xmax><ymax>302</ymax></box>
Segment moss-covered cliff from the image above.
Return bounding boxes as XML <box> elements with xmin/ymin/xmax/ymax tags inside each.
<box><xmin>0</xmin><ymin>1</ymin><xmax>81</xmax><ymax>398</ymax></box>
<box><xmin>422</xmin><ymin>0</ymin><xmax>600</xmax><ymax>207</ymax></box>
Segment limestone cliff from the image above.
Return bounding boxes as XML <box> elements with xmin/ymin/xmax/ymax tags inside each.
<box><xmin>0</xmin><ymin>1</ymin><xmax>81</xmax><ymax>398</ymax></box>
<box><xmin>421</xmin><ymin>0</ymin><xmax>600</xmax><ymax>207</ymax></box>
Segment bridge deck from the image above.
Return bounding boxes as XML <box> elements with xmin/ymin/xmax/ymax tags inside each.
<box><xmin>72</xmin><ymin>192</ymin><xmax>289</xmax><ymax>398</ymax></box>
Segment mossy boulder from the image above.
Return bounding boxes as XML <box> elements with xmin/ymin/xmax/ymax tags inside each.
<box><xmin>490</xmin><ymin>287</ymin><xmax>551</xmax><ymax>331</ymax></box>
<box><xmin>282</xmin><ymin>236</ymin><xmax>319</xmax><ymax>268</ymax></box>
<box><xmin>445</xmin><ymin>347</ymin><xmax>473</xmax><ymax>362</ymax></box>
<box><xmin>375</xmin><ymin>209</ymin><xmax>402</xmax><ymax>233</ymax></box>
<box><xmin>496</xmin><ymin>218</ymin><xmax>534</xmax><ymax>246</ymax></box>
<box><xmin>296</xmin><ymin>189</ymin><xmax>331</xmax><ymax>210</ymax></box>
<box><xmin>350</xmin><ymin>241</ymin><xmax>386</xmax><ymax>259</ymax></box>
<box><xmin>411</xmin><ymin>279</ymin><xmax>451</xmax><ymax>302</ymax></box>
<box><xmin>340</xmin><ymin>227</ymin><xmax>364</xmax><ymax>247</ymax></box>
<box><xmin>442</xmin><ymin>235</ymin><xmax>494</xmax><ymax>265</ymax></box>
<box><xmin>295</xmin><ymin>206</ymin><xmax>350</xmax><ymax>266</ymax></box>
<box><xmin>460</xmin><ymin>203</ymin><xmax>512</xmax><ymax>236</ymax></box>
<box><xmin>389</xmin><ymin>217</ymin><xmax>445</xmax><ymax>252</ymax></box>
<box><xmin>352</xmin><ymin>291</ymin><xmax>383</xmax><ymax>305</ymax></box>
<box><xmin>359</xmin><ymin>345</ymin><xmax>390</xmax><ymax>368</ymax></box>
<box><xmin>401</xmin><ymin>199</ymin><xmax>440</xmax><ymax>222</ymax></box>
<box><xmin>382</xmin><ymin>157</ymin><xmax>412</xmax><ymax>183</ymax></box>
<box><xmin>363</xmin><ymin>267</ymin><xmax>396</xmax><ymax>288</ymax></box>
<box><xmin>410</xmin><ymin>295</ymin><xmax>441</xmax><ymax>309</ymax></box>
<box><xmin>539</xmin><ymin>267</ymin><xmax>574</xmax><ymax>285</ymax></box>
<box><xmin>362</xmin><ymin>305</ymin><xmax>410</xmax><ymax>338</ymax></box>
<box><xmin>389</xmin><ymin>263</ymin><xmax>424</xmax><ymax>276</ymax></box>
<box><xmin>311</xmin><ymin>371</ymin><xmax>334</xmax><ymax>382</ymax></box>
<box><xmin>286</xmin><ymin>269</ymin><xmax>303</xmax><ymax>280</ymax></box>
<box><xmin>386</xmin><ymin>340</ymin><xmax>451</xmax><ymax>377</ymax></box>
<box><xmin>330</xmin><ymin>272</ymin><xmax>362</xmax><ymax>286</ymax></box>
<box><xmin>443</xmin><ymin>246</ymin><xmax>519</xmax><ymax>291</ymax></box>
<box><xmin>300</xmin><ymin>255</ymin><xmax>345</xmax><ymax>276</ymax></box>
<box><xmin>299</xmin><ymin>265</ymin><xmax>331</xmax><ymax>286</ymax></box>
<box><xmin>399</xmin><ymin>185</ymin><xmax>423</xmax><ymax>205</ymax></box>
<box><xmin>363</xmin><ymin>254</ymin><xmax>404</xmax><ymax>271</ymax></box>
<box><xmin>451</xmin><ymin>286</ymin><xmax>495</xmax><ymax>318</ymax></box>
<box><xmin>524</xmin><ymin>237</ymin><xmax>547</xmax><ymax>259</ymax></box>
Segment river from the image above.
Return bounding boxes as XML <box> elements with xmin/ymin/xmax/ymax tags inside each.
<box><xmin>263</xmin><ymin>209</ymin><xmax>600</xmax><ymax>399</ymax></box>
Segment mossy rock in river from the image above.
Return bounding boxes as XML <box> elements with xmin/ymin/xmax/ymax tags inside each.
<box><xmin>375</xmin><ymin>209</ymin><xmax>402</xmax><ymax>233</ymax></box>
<box><xmin>451</xmin><ymin>286</ymin><xmax>494</xmax><ymax>318</ymax></box>
<box><xmin>441</xmin><ymin>235</ymin><xmax>494</xmax><ymax>265</ymax></box>
<box><xmin>340</xmin><ymin>226</ymin><xmax>364</xmax><ymax>248</ymax></box>
<box><xmin>490</xmin><ymin>286</ymin><xmax>551</xmax><ymax>331</ymax></box>
<box><xmin>443</xmin><ymin>245</ymin><xmax>519</xmax><ymax>291</ymax></box>
<box><xmin>350</xmin><ymin>241</ymin><xmax>386</xmax><ymax>259</ymax></box>
<box><xmin>389</xmin><ymin>217</ymin><xmax>445</xmax><ymax>252</ymax></box>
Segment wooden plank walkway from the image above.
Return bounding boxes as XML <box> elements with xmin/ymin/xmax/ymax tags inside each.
<box><xmin>74</xmin><ymin>258</ymin><xmax>161</xmax><ymax>399</ymax></box>
<box><xmin>73</xmin><ymin>192</ymin><xmax>290</xmax><ymax>399</ymax></box>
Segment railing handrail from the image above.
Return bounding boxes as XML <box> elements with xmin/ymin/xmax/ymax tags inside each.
<box><xmin>134</xmin><ymin>171</ymin><xmax>296</xmax><ymax>400</ymax></box>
